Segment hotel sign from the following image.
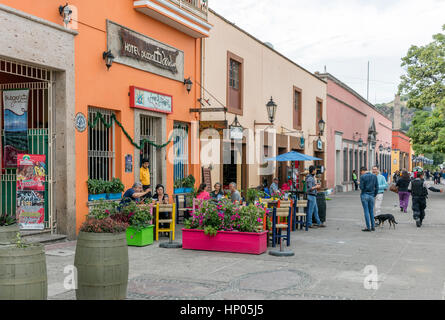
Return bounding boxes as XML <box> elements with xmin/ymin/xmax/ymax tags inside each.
<box><xmin>107</xmin><ymin>20</ymin><xmax>184</xmax><ymax>81</ymax></box>
<box><xmin>130</xmin><ymin>86</ymin><xmax>172</xmax><ymax>114</ymax></box>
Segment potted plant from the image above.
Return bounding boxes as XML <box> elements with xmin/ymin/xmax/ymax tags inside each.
<box><xmin>246</xmin><ymin>188</ymin><xmax>265</xmax><ymax>205</ymax></box>
<box><xmin>75</xmin><ymin>202</ymin><xmax>129</xmax><ymax>300</ymax></box>
<box><xmin>0</xmin><ymin>232</ymin><xmax>47</xmax><ymax>300</ymax></box>
<box><xmin>87</xmin><ymin>179</ymin><xmax>107</xmax><ymax>201</ymax></box>
<box><xmin>182</xmin><ymin>199</ymin><xmax>268</xmax><ymax>255</ymax></box>
<box><xmin>106</xmin><ymin>177</ymin><xmax>125</xmax><ymax>200</ymax></box>
<box><xmin>0</xmin><ymin>213</ymin><xmax>19</xmax><ymax>245</ymax></box>
<box><xmin>174</xmin><ymin>175</ymin><xmax>196</xmax><ymax>194</ymax></box>
<box><xmin>121</xmin><ymin>202</ymin><xmax>154</xmax><ymax>247</ymax></box>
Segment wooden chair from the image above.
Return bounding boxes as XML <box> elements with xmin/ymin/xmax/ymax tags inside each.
<box><xmin>294</xmin><ymin>200</ymin><xmax>308</xmax><ymax>231</ymax></box>
<box><xmin>155</xmin><ymin>203</ymin><xmax>176</xmax><ymax>241</ymax></box>
<box><xmin>277</xmin><ymin>199</ymin><xmax>293</xmax><ymax>231</ymax></box>
<box><xmin>271</xmin><ymin>207</ymin><xmax>292</xmax><ymax>247</ymax></box>
<box><xmin>175</xmin><ymin>194</ymin><xmax>192</xmax><ymax>223</ymax></box>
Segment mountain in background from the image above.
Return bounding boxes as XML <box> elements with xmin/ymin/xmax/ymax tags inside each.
<box><xmin>375</xmin><ymin>95</ymin><xmax>415</xmax><ymax>131</ymax></box>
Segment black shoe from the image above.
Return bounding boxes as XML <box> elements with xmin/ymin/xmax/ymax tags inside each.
<box><xmin>371</xmin><ymin>228</ymin><xmax>375</xmax><ymax>231</ymax></box>
<box><xmin>400</xmin><ymin>208</ymin><xmax>403</xmax><ymax>212</ymax></box>
<box><xmin>415</xmin><ymin>219</ymin><xmax>421</xmax><ymax>228</ymax></box>
<box><xmin>362</xmin><ymin>228</ymin><xmax>371</xmax><ymax>232</ymax></box>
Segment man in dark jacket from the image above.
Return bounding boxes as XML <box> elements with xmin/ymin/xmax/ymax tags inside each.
<box><xmin>359</xmin><ymin>167</ymin><xmax>378</xmax><ymax>232</ymax></box>
<box><xmin>409</xmin><ymin>171</ymin><xmax>442</xmax><ymax>227</ymax></box>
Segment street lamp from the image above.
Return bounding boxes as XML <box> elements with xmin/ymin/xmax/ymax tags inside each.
<box><xmin>379</xmin><ymin>144</ymin><xmax>384</xmax><ymax>152</ymax></box>
<box><xmin>358</xmin><ymin>138</ymin><xmax>364</xmax><ymax>148</ymax></box>
<box><xmin>266</xmin><ymin>97</ymin><xmax>277</xmax><ymax>124</ymax></box>
<box><xmin>59</xmin><ymin>3</ymin><xmax>72</xmax><ymax>26</ymax></box>
<box><xmin>102</xmin><ymin>50</ymin><xmax>115</xmax><ymax>70</ymax></box>
<box><xmin>184</xmin><ymin>78</ymin><xmax>193</xmax><ymax>94</ymax></box>
<box><xmin>318</xmin><ymin>119</ymin><xmax>326</xmax><ymax>136</ymax></box>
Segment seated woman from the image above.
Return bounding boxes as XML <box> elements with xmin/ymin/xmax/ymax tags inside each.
<box><xmin>152</xmin><ymin>184</ymin><xmax>169</xmax><ymax>204</ymax></box>
<box><xmin>120</xmin><ymin>182</ymin><xmax>151</xmax><ymax>206</ymax></box>
<box><xmin>210</xmin><ymin>182</ymin><xmax>224</xmax><ymax>200</ymax></box>
<box><xmin>196</xmin><ymin>183</ymin><xmax>211</xmax><ymax>201</ymax></box>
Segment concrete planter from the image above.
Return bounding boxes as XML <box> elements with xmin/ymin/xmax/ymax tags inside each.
<box><xmin>74</xmin><ymin>232</ymin><xmax>129</xmax><ymax>300</ymax></box>
<box><xmin>0</xmin><ymin>224</ymin><xmax>20</xmax><ymax>245</ymax></box>
<box><xmin>182</xmin><ymin>229</ymin><xmax>268</xmax><ymax>255</ymax></box>
<box><xmin>0</xmin><ymin>244</ymin><xmax>47</xmax><ymax>300</ymax></box>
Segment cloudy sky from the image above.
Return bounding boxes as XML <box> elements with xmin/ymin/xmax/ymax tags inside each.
<box><xmin>210</xmin><ymin>0</ymin><xmax>445</xmax><ymax>104</ymax></box>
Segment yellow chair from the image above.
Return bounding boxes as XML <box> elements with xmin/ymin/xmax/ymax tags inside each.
<box><xmin>155</xmin><ymin>203</ymin><xmax>176</xmax><ymax>241</ymax></box>
<box><xmin>295</xmin><ymin>200</ymin><xmax>308</xmax><ymax>231</ymax></box>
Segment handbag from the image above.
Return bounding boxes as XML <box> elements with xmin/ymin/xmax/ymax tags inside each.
<box><xmin>389</xmin><ymin>183</ymin><xmax>399</xmax><ymax>193</ymax></box>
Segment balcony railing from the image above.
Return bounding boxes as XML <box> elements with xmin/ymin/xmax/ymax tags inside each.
<box><xmin>170</xmin><ymin>0</ymin><xmax>208</xmax><ymax>20</ymax></box>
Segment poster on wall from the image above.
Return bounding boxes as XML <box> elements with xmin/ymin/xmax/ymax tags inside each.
<box><xmin>16</xmin><ymin>154</ymin><xmax>46</xmax><ymax>230</ymax></box>
<box><xmin>2</xmin><ymin>89</ymin><xmax>29</xmax><ymax>167</ymax></box>
<box><xmin>16</xmin><ymin>190</ymin><xmax>45</xmax><ymax>230</ymax></box>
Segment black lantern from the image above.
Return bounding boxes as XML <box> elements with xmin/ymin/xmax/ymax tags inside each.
<box><xmin>379</xmin><ymin>144</ymin><xmax>384</xmax><ymax>152</ymax></box>
<box><xmin>184</xmin><ymin>78</ymin><xmax>193</xmax><ymax>94</ymax></box>
<box><xmin>358</xmin><ymin>138</ymin><xmax>363</xmax><ymax>148</ymax></box>
<box><xmin>59</xmin><ymin>3</ymin><xmax>72</xmax><ymax>26</ymax></box>
<box><xmin>318</xmin><ymin>119</ymin><xmax>326</xmax><ymax>136</ymax></box>
<box><xmin>387</xmin><ymin>146</ymin><xmax>391</xmax><ymax>153</ymax></box>
<box><xmin>229</xmin><ymin>115</ymin><xmax>244</xmax><ymax>140</ymax></box>
<box><xmin>102</xmin><ymin>50</ymin><xmax>115</xmax><ymax>70</ymax></box>
<box><xmin>266</xmin><ymin>97</ymin><xmax>277</xmax><ymax>124</ymax></box>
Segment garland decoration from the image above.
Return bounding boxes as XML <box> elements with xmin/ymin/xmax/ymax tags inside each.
<box><xmin>88</xmin><ymin>112</ymin><xmax>174</xmax><ymax>150</ymax></box>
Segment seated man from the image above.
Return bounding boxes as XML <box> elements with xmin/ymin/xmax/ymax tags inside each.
<box><xmin>120</xmin><ymin>182</ymin><xmax>151</xmax><ymax>206</ymax></box>
<box><xmin>270</xmin><ymin>178</ymin><xmax>279</xmax><ymax>194</ymax></box>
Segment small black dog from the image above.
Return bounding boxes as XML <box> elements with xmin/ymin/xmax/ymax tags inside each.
<box><xmin>374</xmin><ymin>214</ymin><xmax>398</xmax><ymax>229</ymax></box>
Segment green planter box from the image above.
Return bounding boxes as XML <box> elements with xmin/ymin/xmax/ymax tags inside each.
<box><xmin>126</xmin><ymin>225</ymin><xmax>154</xmax><ymax>247</ymax></box>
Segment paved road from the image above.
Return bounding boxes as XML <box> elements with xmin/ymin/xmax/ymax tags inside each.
<box><xmin>47</xmin><ymin>182</ymin><xmax>445</xmax><ymax>300</ymax></box>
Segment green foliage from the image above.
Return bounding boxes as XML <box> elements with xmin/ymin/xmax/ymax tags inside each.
<box><xmin>87</xmin><ymin>179</ymin><xmax>107</xmax><ymax>195</ymax></box>
<box><xmin>121</xmin><ymin>202</ymin><xmax>153</xmax><ymax>232</ymax></box>
<box><xmin>204</xmin><ymin>226</ymin><xmax>218</xmax><ymax>236</ymax></box>
<box><xmin>12</xmin><ymin>232</ymin><xmax>31</xmax><ymax>248</ymax></box>
<box><xmin>399</xmin><ymin>25</ymin><xmax>445</xmax><ymax>153</ymax></box>
<box><xmin>245</xmin><ymin>188</ymin><xmax>265</xmax><ymax>204</ymax></box>
<box><xmin>0</xmin><ymin>213</ymin><xmax>16</xmax><ymax>227</ymax></box>
<box><xmin>88</xmin><ymin>200</ymin><xmax>119</xmax><ymax>220</ymax></box>
<box><xmin>174</xmin><ymin>175</ymin><xmax>196</xmax><ymax>189</ymax></box>
<box><xmin>80</xmin><ymin>217</ymin><xmax>128</xmax><ymax>233</ymax></box>
<box><xmin>108</xmin><ymin>178</ymin><xmax>125</xmax><ymax>193</ymax></box>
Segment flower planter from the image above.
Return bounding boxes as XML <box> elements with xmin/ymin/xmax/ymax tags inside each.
<box><xmin>174</xmin><ymin>187</ymin><xmax>193</xmax><ymax>194</ymax></box>
<box><xmin>106</xmin><ymin>193</ymin><xmax>122</xmax><ymax>200</ymax></box>
<box><xmin>182</xmin><ymin>229</ymin><xmax>268</xmax><ymax>255</ymax></box>
<box><xmin>0</xmin><ymin>244</ymin><xmax>47</xmax><ymax>300</ymax></box>
<box><xmin>0</xmin><ymin>224</ymin><xmax>20</xmax><ymax>245</ymax></box>
<box><xmin>126</xmin><ymin>225</ymin><xmax>154</xmax><ymax>247</ymax></box>
<box><xmin>74</xmin><ymin>232</ymin><xmax>128</xmax><ymax>300</ymax></box>
<box><xmin>88</xmin><ymin>193</ymin><xmax>107</xmax><ymax>201</ymax></box>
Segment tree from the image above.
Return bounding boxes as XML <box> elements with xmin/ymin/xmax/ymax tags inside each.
<box><xmin>399</xmin><ymin>25</ymin><xmax>445</xmax><ymax>153</ymax></box>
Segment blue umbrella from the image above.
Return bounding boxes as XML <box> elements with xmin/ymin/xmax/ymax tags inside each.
<box><xmin>265</xmin><ymin>151</ymin><xmax>321</xmax><ymax>162</ymax></box>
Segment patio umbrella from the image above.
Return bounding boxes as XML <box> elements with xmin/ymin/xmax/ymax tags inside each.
<box><xmin>265</xmin><ymin>151</ymin><xmax>322</xmax><ymax>194</ymax></box>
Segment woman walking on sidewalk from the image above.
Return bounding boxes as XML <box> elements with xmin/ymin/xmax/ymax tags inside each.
<box><xmin>396</xmin><ymin>170</ymin><xmax>411</xmax><ymax>213</ymax></box>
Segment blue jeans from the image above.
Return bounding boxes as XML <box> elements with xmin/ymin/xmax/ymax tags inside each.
<box><xmin>360</xmin><ymin>193</ymin><xmax>375</xmax><ymax>230</ymax></box>
<box><xmin>307</xmin><ymin>195</ymin><xmax>321</xmax><ymax>226</ymax></box>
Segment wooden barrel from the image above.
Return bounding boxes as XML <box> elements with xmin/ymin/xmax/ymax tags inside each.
<box><xmin>74</xmin><ymin>232</ymin><xmax>129</xmax><ymax>300</ymax></box>
<box><xmin>0</xmin><ymin>224</ymin><xmax>20</xmax><ymax>245</ymax></box>
<box><xmin>0</xmin><ymin>244</ymin><xmax>47</xmax><ymax>300</ymax></box>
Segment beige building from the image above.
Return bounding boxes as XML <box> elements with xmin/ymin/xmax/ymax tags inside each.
<box><xmin>198</xmin><ymin>9</ymin><xmax>327</xmax><ymax>194</ymax></box>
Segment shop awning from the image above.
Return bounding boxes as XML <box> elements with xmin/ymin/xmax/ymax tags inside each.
<box><xmin>265</xmin><ymin>151</ymin><xmax>321</xmax><ymax>162</ymax></box>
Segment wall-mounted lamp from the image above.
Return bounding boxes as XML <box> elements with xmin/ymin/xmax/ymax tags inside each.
<box><xmin>318</xmin><ymin>119</ymin><xmax>326</xmax><ymax>136</ymax></box>
<box><xmin>379</xmin><ymin>144</ymin><xmax>384</xmax><ymax>152</ymax></box>
<box><xmin>266</xmin><ymin>97</ymin><xmax>278</xmax><ymax>124</ymax></box>
<box><xmin>59</xmin><ymin>3</ymin><xmax>72</xmax><ymax>26</ymax></box>
<box><xmin>103</xmin><ymin>50</ymin><xmax>115</xmax><ymax>70</ymax></box>
<box><xmin>184</xmin><ymin>78</ymin><xmax>193</xmax><ymax>94</ymax></box>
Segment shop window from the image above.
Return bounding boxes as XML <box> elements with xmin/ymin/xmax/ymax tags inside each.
<box><xmin>173</xmin><ymin>122</ymin><xmax>189</xmax><ymax>182</ymax></box>
<box><xmin>227</xmin><ymin>51</ymin><xmax>243</xmax><ymax>114</ymax></box>
<box><xmin>88</xmin><ymin>107</ymin><xmax>115</xmax><ymax>181</ymax></box>
<box><xmin>293</xmin><ymin>87</ymin><xmax>302</xmax><ymax>130</ymax></box>
<box><xmin>349</xmin><ymin>149</ymin><xmax>353</xmax><ymax>182</ymax></box>
<box><xmin>343</xmin><ymin>148</ymin><xmax>348</xmax><ymax>182</ymax></box>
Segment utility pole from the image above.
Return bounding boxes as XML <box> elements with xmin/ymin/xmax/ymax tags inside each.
<box><xmin>367</xmin><ymin>61</ymin><xmax>370</xmax><ymax>101</ymax></box>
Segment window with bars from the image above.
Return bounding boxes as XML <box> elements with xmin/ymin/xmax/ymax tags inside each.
<box><xmin>316</xmin><ymin>99</ymin><xmax>323</xmax><ymax>135</ymax></box>
<box><xmin>349</xmin><ymin>149</ymin><xmax>353</xmax><ymax>181</ymax></box>
<box><xmin>88</xmin><ymin>107</ymin><xmax>115</xmax><ymax>181</ymax></box>
<box><xmin>173</xmin><ymin>122</ymin><xmax>189</xmax><ymax>182</ymax></box>
<box><xmin>229</xmin><ymin>59</ymin><xmax>240</xmax><ymax>90</ymax></box>
<box><xmin>343</xmin><ymin>148</ymin><xmax>348</xmax><ymax>182</ymax></box>
<box><xmin>227</xmin><ymin>51</ymin><xmax>243</xmax><ymax>113</ymax></box>
<box><xmin>293</xmin><ymin>87</ymin><xmax>302</xmax><ymax>129</ymax></box>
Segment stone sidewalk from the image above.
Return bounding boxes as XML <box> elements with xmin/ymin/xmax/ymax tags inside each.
<box><xmin>47</xmin><ymin>183</ymin><xmax>445</xmax><ymax>300</ymax></box>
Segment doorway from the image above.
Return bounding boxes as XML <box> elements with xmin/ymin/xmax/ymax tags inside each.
<box><xmin>0</xmin><ymin>58</ymin><xmax>54</xmax><ymax>230</ymax></box>
<box><xmin>140</xmin><ymin>115</ymin><xmax>158</xmax><ymax>188</ymax></box>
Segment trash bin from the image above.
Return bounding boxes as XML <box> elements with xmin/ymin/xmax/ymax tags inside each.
<box><xmin>312</xmin><ymin>191</ymin><xmax>327</xmax><ymax>223</ymax></box>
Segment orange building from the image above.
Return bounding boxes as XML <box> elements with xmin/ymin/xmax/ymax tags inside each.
<box><xmin>0</xmin><ymin>1</ymin><xmax>211</xmax><ymax>238</ymax></box>
<box><xmin>391</xmin><ymin>130</ymin><xmax>412</xmax><ymax>175</ymax></box>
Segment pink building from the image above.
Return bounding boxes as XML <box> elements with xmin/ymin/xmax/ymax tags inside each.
<box><xmin>316</xmin><ymin>73</ymin><xmax>393</xmax><ymax>192</ymax></box>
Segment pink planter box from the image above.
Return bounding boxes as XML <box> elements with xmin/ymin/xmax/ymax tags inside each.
<box><xmin>182</xmin><ymin>229</ymin><xmax>268</xmax><ymax>255</ymax></box>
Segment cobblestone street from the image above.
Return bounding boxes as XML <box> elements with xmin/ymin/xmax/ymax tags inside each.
<box><xmin>46</xmin><ymin>183</ymin><xmax>445</xmax><ymax>300</ymax></box>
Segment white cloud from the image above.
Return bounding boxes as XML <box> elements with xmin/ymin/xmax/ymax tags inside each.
<box><xmin>210</xmin><ymin>0</ymin><xmax>445</xmax><ymax>103</ymax></box>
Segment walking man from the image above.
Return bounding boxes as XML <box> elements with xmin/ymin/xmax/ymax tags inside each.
<box><xmin>359</xmin><ymin>167</ymin><xmax>378</xmax><ymax>232</ymax></box>
<box><xmin>306</xmin><ymin>165</ymin><xmax>325</xmax><ymax>228</ymax></box>
<box><xmin>409</xmin><ymin>171</ymin><xmax>428</xmax><ymax>228</ymax></box>
<box><xmin>373</xmin><ymin>166</ymin><xmax>388</xmax><ymax>216</ymax></box>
